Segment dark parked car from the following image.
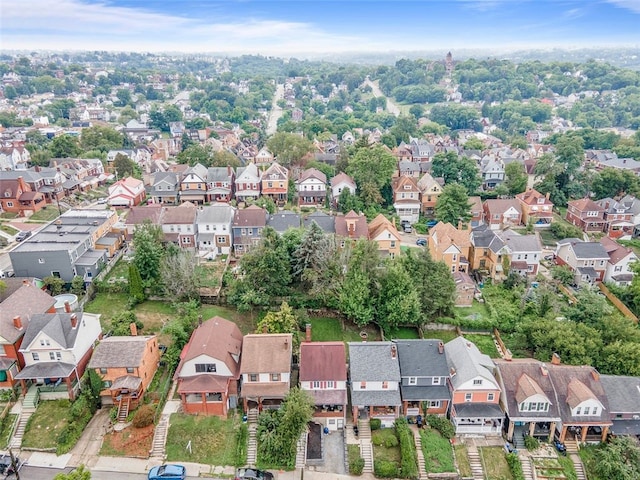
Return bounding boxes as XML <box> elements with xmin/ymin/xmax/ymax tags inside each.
<box><xmin>426</xmin><ymin>219</ymin><xmax>438</xmax><ymax>228</ymax></box>
<box><xmin>236</xmin><ymin>468</ymin><xmax>274</xmax><ymax>480</ymax></box>
<box><xmin>416</xmin><ymin>238</ymin><xmax>427</xmax><ymax>247</ymax></box>
<box><xmin>15</xmin><ymin>231</ymin><xmax>31</xmax><ymax>242</ymax></box>
<box><xmin>148</xmin><ymin>464</ymin><xmax>186</xmax><ymax>480</ymax></box>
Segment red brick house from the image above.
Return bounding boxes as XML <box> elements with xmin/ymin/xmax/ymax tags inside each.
<box><xmin>175</xmin><ymin>317</ymin><xmax>243</xmax><ymax>417</ymax></box>
<box><xmin>565</xmin><ymin>199</ymin><xmax>606</xmax><ymax>233</ymax></box>
<box><xmin>483</xmin><ymin>199</ymin><xmax>522</xmax><ymax>230</ymax></box>
<box><xmin>515</xmin><ymin>188</ymin><xmax>553</xmax><ymax>227</ymax></box>
<box><xmin>0</xmin><ymin>177</ymin><xmax>46</xmax><ymax>217</ymax></box>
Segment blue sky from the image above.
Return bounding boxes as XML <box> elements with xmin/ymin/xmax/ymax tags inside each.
<box><xmin>2</xmin><ymin>0</ymin><xmax>640</xmax><ymax>56</ymax></box>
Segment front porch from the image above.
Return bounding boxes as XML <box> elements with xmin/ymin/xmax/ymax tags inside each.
<box><xmin>14</xmin><ymin>363</ymin><xmax>81</xmax><ymax>400</ymax></box>
<box><xmin>451</xmin><ymin>403</ymin><xmax>504</xmax><ymax>435</ymax></box>
<box><xmin>507</xmin><ymin>419</ymin><xmax>558</xmax><ymax>443</ymax></box>
<box><xmin>559</xmin><ymin>423</ymin><xmax>609</xmax><ymax>443</ymax></box>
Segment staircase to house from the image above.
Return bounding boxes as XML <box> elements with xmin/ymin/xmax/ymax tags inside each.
<box><xmin>117</xmin><ymin>397</ymin><xmax>130</xmax><ymax>423</ymax></box>
<box><xmin>570</xmin><ymin>454</ymin><xmax>587</xmax><ymax>480</ymax></box>
<box><xmin>8</xmin><ymin>411</ymin><xmax>32</xmax><ymax>450</ymax></box>
<box><xmin>246</xmin><ymin>408</ymin><xmax>259</xmax><ymax>466</ymax></box>
<box><xmin>295</xmin><ymin>430</ymin><xmax>307</xmax><ymax>468</ymax></box>
<box><xmin>466</xmin><ymin>442</ymin><xmax>485</xmax><ymax>480</ymax></box>
<box><xmin>357</xmin><ymin>419</ymin><xmax>373</xmax><ymax>473</ymax></box>
<box><xmin>23</xmin><ymin>385</ymin><xmax>40</xmax><ymax>412</ymax></box>
<box><xmin>519</xmin><ymin>453</ymin><xmax>534</xmax><ymax>480</ymax></box>
<box><xmin>149</xmin><ymin>416</ymin><xmax>169</xmax><ymax>459</ymax></box>
<box><xmin>412</xmin><ymin>428</ymin><xmax>428</xmax><ymax>480</ymax></box>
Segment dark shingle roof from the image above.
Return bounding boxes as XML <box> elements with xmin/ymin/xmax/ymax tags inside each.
<box><xmin>395</xmin><ymin>339</ymin><xmax>449</xmax><ymax>377</ymax></box>
<box><xmin>88</xmin><ymin>336</ymin><xmax>155</xmax><ymax>369</ymax></box>
<box><xmin>600</xmin><ymin>375</ymin><xmax>640</xmax><ymax>414</ymax></box>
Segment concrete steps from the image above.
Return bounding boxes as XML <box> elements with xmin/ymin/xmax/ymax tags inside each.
<box><xmin>149</xmin><ymin>417</ymin><xmax>168</xmax><ymax>459</ymax></box>
<box><xmin>360</xmin><ymin>440</ymin><xmax>373</xmax><ymax>473</ymax></box>
<box><xmin>295</xmin><ymin>431</ymin><xmax>307</xmax><ymax>468</ymax></box>
<box><xmin>8</xmin><ymin>412</ymin><xmax>32</xmax><ymax>450</ymax></box>
<box><xmin>519</xmin><ymin>453</ymin><xmax>534</xmax><ymax>480</ymax></box>
<box><xmin>246</xmin><ymin>409</ymin><xmax>259</xmax><ymax>466</ymax></box>
<box><xmin>412</xmin><ymin>428</ymin><xmax>428</xmax><ymax>480</ymax></box>
<box><xmin>569</xmin><ymin>453</ymin><xmax>587</xmax><ymax>480</ymax></box>
<box><xmin>466</xmin><ymin>443</ymin><xmax>485</xmax><ymax>480</ymax></box>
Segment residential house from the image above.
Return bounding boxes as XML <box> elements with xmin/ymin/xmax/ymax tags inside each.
<box><xmin>515</xmin><ymin>189</ymin><xmax>553</xmax><ymax>228</ymax></box>
<box><xmin>499</xmin><ymin>229</ymin><xmax>543</xmax><ymax>276</ymax></box>
<box><xmin>0</xmin><ymin>283</ymin><xmax>57</xmax><ymax>390</ymax></box>
<box><xmin>267</xmin><ymin>210</ymin><xmax>301</xmax><ymax>235</ymax></box>
<box><xmin>196</xmin><ymin>203</ymin><xmax>235</xmax><ymax>255</ymax></box>
<box><xmin>417</xmin><ymin>173</ymin><xmax>443</xmax><ymax>215</ymax></box>
<box><xmin>329</xmin><ymin>172</ymin><xmax>356</xmax><ymax>208</ymax></box>
<box><xmin>335</xmin><ymin>211</ymin><xmax>368</xmax><ymax>248</ymax></box>
<box><xmin>88</xmin><ymin>334</ymin><xmax>160</xmax><ymax>412</ymax></box>
<box><xmin>261</xmin><ymin>162</ymin><xmax>289</xmax><ymax>206</ymax></box>
<box><xmin>235</xmin><ymin>163</ymin><xmax>262</xmax><ymax>203</ymax></box>
<box><xmin>149</xmin><ymin>172</ymin><xmax>179</xmax><ymax>205</ymax></box>
<box><xmin>392</xmin><ymin>176</ymin><xmax>421</xmax><ymax>224</ymax></box>
<box><xmin>240</xmin><ymin>333</ymin><xmax>292</xmax><ymax>411</ymax></box>
<box><xmin>10</xmin><ymin>209</ymin><xmax>117</xmax><ymax>282</ymax></box>
<box><xmin>179</xmin><ymin>164</ymin><xmax>208</xmax><ymax>205</ymax></box>
<box><xmin>349</xmin><ymin>342</ymin><xmax>402</xmax><ymax>427</ymax></box>
<box><xmin>396</xmin><ymin>339</ymin><xmax>451</xmax><ymax>417</ymax></box>
<box><xmin>596</xmin><ymin>197</ymin><xmax>635</xmax><ymax>239</ymax></box>
<box><xmin>108</xmin><ymin>177</ymin><xmax>146</xmax><ymax>207</ymax></box>
<box><xmin>468</xmin><ymin>196</ymin><xmax>484</xmax><ymax>227</ymax></box>
<box><xmin>254</xmin><ymin>147</ymin><xmax>274</xmax><ymax>166</ymax></box>
<box><xmin>368</xmin><ymin>214</ymin><xmax>401</xmax><ymax>259</ymax></box>
<box><xmin>453</xmin><ymin>271</ymin><xmax>475</xmax><ymax>307</ymax></box>
<box><xmin>480</xmin><ymin>157</ymin><xmax>505</xmax><ymax>190</ymax></box>
<box><xmin>555</xmin><ymin>239</ymin><xmax>609</xmax><ymax>285</ymax></box>
<box><xmin>232</xmin><ymin>205</ymin><xmax>267</xmax><ymax>255</ymax></box>
<box><xmin>600</xmin><ymin>236</ymin><xmax>638</xmax><ymax>286</ymax></box>
<box><xmin>207</xmin><ymin>166</ymin><xmax>235</xmax><ymax>203</ymax></box>
<box><xmin>494</xmin><ymin>359</ymin><xmax>562</xmax><ymax>444</ymax></box>
<box><xmin>303</xmin><ymin>211</ymin><xmax>336</xmax><ymax>234</ymax></box>
<box><xmin>619</xmin><ymin>194</ymin><xmax>640</xmax><ymax>237</ymax></box>
<box><xmin>123</xmin><ymin>204</ymin><xmax>163</xmax><ymax>240</ymax></box>
<box><xmin>428</xmin><ymin>222</ymin><xmax>472</xmax><ymax>274</ymax></box>
<box><xmin>445</xmin><ymin>336</ymin><xmax>503</xmax><ymax>434</ymax></box>
<box><xmin>565</xmin><ymin>199</ymin><xmax>607</xmax><ymax>233</ymax></box>
<box><xmin>174</xmin><ymin>317</ymin><xmax>242</xmax><ymax>417</ymax></box>
<box><xmin>300</xmin><ymin>339</ymin><xmax>347</xmax><ymax>431</ymax></box>
<box><xmin>483</xmin><ymin>199</ymin><xmax>522</xmax><ymax>230</ymax></box>
<box><xmin>397</xmin><ymin>160</ymin><xmax>421</xmax><ymax>178</ymax></box>
<box><xmin>410</xmin><ymin>138</ymin><xmax>435</xmax><ymax>163</ymax></box>
<box><xmin>296</xmin><ymin>168</ymin><xmax>327</xmax><ymax>207</ymax></box>
<box><xmin>0</xmin><ymin>145</ymin><xmax>31</xmax><ymax>170</ymax></box>
<box><xmin>470</xmin><ymin>224</ymin><xmax>508</xmax><ymax>276</ymax></box>
<box><xmin>0</xmin><ymin>177</ymin><xmax>46</xmax><ymax>217</ymax></box>
<box><xmin>160</xmin><ymin>203</ymin><xmax>197</xmax><ymax>250</ymax></box>
<box><xmin>600</xmin><ymin>375</ymin><xmax>640</xmax><ymax>437</ymax></box>
<box><xmin>15</xmin><ymin>312</ymin><xmax>102</xmax><ymax>400</ymax></box>
<box><xmin>31</xmin><ymin>166</ymin><xmax>65</xmax><ymax>203</ymax></box>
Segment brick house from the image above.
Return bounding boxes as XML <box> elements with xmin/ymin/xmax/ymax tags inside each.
<box><xmin>428</xmin><ymin>222</ymin><xmax>472</xmax><ymax>274</ymax></box>
<box><xmin>261</xmin><ymin>162</ymin><xmax>289</xmax><ymax>206</ymax></box>
<box><xmin>483</xmin><ymin>199</ymin><xmax>522</xmax><ymax>230</ymax></box>
<box><xmin>565</xmin><ymin>199</ymin><xmax>606</xmax><ymax>233</ymax></box>
<box><xmin>0</xmin><ymin>177</ymin><xmax>46</xmax><ymax>217</ymax></box>
<box><xmin>392</xmin><ymin>175</ymin><xmax>421</xmax><ymax>223</ymax></box>
<box><xmin>515</xmin><ymin>188</ymin><xmax>553</xmax><ymax>227</ymax></box>
<box><xmin>107</xmin><ymin>176</ymin><xmax>146</xmax><ymax>207</ymax></box>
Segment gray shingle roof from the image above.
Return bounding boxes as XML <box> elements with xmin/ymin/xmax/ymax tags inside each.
<box><xmin>21</xmin><ymin>313</ymin><xmax>84</xmax><ymax>350</ymax></box>
<box><xmin>303</xmin><ymin>212</ymin><xmax>335</xmax><ymax>233</ymax></box>
<box><xmin>197</xmin><ymin>203</ymin><xmax>235</xmax><ymax>224</ymax></box>
<box><xmin>351</xmin><ymin>389</ymin><xmax>401</xmax><ymax>407</ymax></box>
<box><xmin>600</xmin><ymin>374</ymin><xmax>640</xmax><ymax>414</ymax></box>
<box><xmin>394</xmin><ymin>339</ymin><xmax>449</xmax><ymax>377</ymax></box>
<box><xmin>88</xmin><ymin>336</ymin><xmax>155</xmax><ymax>369</ymax></box>
<box><xmin>267</xmin><ymin>211</ymin><xmax>301</xmax><ymax>233</ymax></box>
<box><xmin>348</xmin><ymin>342</ymin><xmax>401</xmax><ymax>382</ymax></box>
<box><xmin>445</xmin><ymin>336</ymin><xmax>498</xmax><ymax>390</ymax></box>
<box><xmin>571</xmin><ymin>242</ymin><xmax>609</xmax><ymax>259</ymax></box>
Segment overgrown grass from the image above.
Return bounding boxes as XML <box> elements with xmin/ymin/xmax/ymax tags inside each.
<box><xmin>85</xmin><ymin>292</ymin><xmax>129</xmax><ymax>323</ymax></box>
<box><xmin>0</xmin><ymin>413</ymin><xmax>17</xmax><ymax>449</ymax></box>
<box><xmin>104</xmin><ymin>258</ymin><xmax>130</xmax><ymax>282</ymax></box>
<box><xmin>463</xmin><ymin>334</ymin><xmax>499</xmax><ymax>357</ymax></box>
<box><xmin>309</xmin><ymin>317</ymin><xmax>381</xmax><ymax>343</ymax></box>
<box><xmin>422</xmin><ymin>329</ymin><xmax>459</xmax><ymax>343</ymax></box>
<box><xmin>454</xmin><ymin>300</ymin><xmax>489</xmax><ymax>320</ymax></box>
<box><xmin>454</xmin><ymin>444</ymin><xmax>472</xmax><ymax>478</ymax></box>
<box><xmin>165</xmin><ymin>413</ymin><xmax>239</xmax><ymax>466</ymax></box>
<box><xmin>578</xmin><ymin>444</ymin><xmax>602</xmax><ymax>480</ymax></box>
<box><xmin>199</xmin><ymin>305</ymin><xmax>258</xmax><ymax>335</ymax></box>
<box><xmin>420</xmin><ymin>428</ymin><xmax>455</xmax><ymax>473</ymax></box>
<box><xmin>27</xmin><ymin>207</ymin><xmax>65</xmax><ymax>222</ymax></box>
<box><xmin>371</xmin><ymin>428</ymin><xmax>401</xmax><ymax>463</ymax></box>
<box><xmin>479</xmin><ymin>447</ymin><xmax>514</xmax><ymax>480</ymax></box>
<box><xmin>22</xmin><ymin>400</ymin><xmax>73</xmax><ymax>450</ymax></box>
<box><xmin>386</xmin><ymin>326</ymin><xmax>420</xmax><ymax>340</ymax></box>
<box><xmin>0</xmin><ymin>212</ymin><xmax>18</xmax><ymax>219</ymax></box>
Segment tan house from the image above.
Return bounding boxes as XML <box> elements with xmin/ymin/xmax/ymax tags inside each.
<box><xmin>453</xmin><ymin>271</ymin><xmax>475</xmax><ymax>306</ymax></box>
<box><xmin>368</xmin><ymin>214</ymin><xmax>401</xmax><ymax>259</ymax></box>
<box><xmin>515</xmin><ymin>188</ymin><xmax>553</xmax><ymax>227</ymax></box>
<box><xmin>392</xmin><ymin>176</ymin><xmax>421</xmax><ymax>223</ymax></box>
<box><xmin>417</xmin><ymin>173</ymin><xmax>443</xmax><ymax>215</ymax></box>
<box><xmin>428</xmin><ymin>222</ymin><xmax>472</xmax><ymax>274</ymax></box>
<box><xmin>261</xmin><ymin>162</ymin><xmax>289</xmax><ymax>206</ymax></box>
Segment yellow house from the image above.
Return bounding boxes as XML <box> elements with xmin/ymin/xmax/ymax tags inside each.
<box><xmin>368</xmin><ymin>214</ymin><xmax>402</xmax><ymax>259</ymax></box>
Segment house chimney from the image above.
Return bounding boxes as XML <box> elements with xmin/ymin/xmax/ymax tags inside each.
<box><xmin>305</xmin><ymin>323</ymin><xmax>312</xmax><ymax>343</ymax></box>
<box><xmin>13</xmin><ymin>316</ymin><xmax>23</xmax><ymax>330</ymax></box>
<box><xmin>70</xmin><ymin>313</ymin><xmax>78</xmax><ymax>329</ymax></box>
<box><xmin>551</xmin><ymin>353</ymin><xmax>561</xmax><ymax>365</ymax></box>
<box><xmin>438</xmin><ymin>342</ymin><xmax>444</xmax><ymax>354</ymax></box>
<box><xmin>540</xmin><ymin>364</ymin><xmax>548</xmax><ymax>376</ymax></box>
<box><xmin>591</xmin><ymin>369</ymin><xmax>600</xmax><ymax>381</ymax></box>
<box><xmin>262</xmin><ymin>324</ymin><xmax>268</xmax><ymax>334</ymax></box>
<box><xmin>64</xmin><ymin>301</ymin><xmax>71</xmax><ymax>313</ymax></box>
<box><xmin>391</xmin><ymin>344</ymin><xmax>397</xmax><ymax>359</ymax></box>
<box><xmin>545</xmin><ymin>191</ymin><xmax>550</xmax><ymax>200</ymax></box>
<box><xmin>130</xmin><ymin>322</ymin><xmax>137</xmax><ymax>336</ymax></box>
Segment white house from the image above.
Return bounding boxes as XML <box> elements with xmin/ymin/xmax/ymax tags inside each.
<box><xmin>235</xmin><ymin>163</ymin><xmax>262</xmax><ymax>203</ymax></box>
<box><xmin>107</xmin><ymin>177</ymin><xmax>146</xmax><ymax>207</ymax></box>
<box><xmin>196</xmin><ymin>203</ymin><xmax>236</xmax><ymax>256</ymax></box>
<box><xmin>601</xmin><ymin>236</ymin><xmax>638</xmax><ymax>286</ymax></box>
<box><xmin>296</xmin><ymin>168</ymin><xmax>327</xmax><ymax>207</ymax></box>
<box><xmin>330</xmin><ymin>172</ymin><xmax>356</xmax><ymax>207</ymax></box>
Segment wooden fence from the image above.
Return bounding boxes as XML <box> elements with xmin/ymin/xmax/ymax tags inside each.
<box><xmin>598</xmin><ymin>283</ymin><xmax>638</xmax><ymax>324</ymax></box>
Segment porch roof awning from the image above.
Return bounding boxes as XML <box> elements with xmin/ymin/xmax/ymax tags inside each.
<box><xmin>0</xmin><ymin>357</ymin><xmax>17</xmax><ymax>371</ymax></box>
<box><xmin>242</xmin><ymin>382</ymin><xmax>289</xmax><ymax>399</ymax></box>
<box><xmin>400</xmin><ymin>385</ymin><xmax>451</xmax><ymax>401</ymax></box>
<box><xmin>577</xmin><ymin>267</ymin><xmax>598</xmax><ymax>278</ymax></box>
<box><xmin>111</xmin><ymin>375</ymin><xmax>142</xmax><ymax>391</ymax></box>
<box><xmin>308</xmin><ymin>389</ymin><xmax>347</xmax><ymax>406</ymax></box>
<box><xmin>511</xmin><ymin>261</ymin><xmax>529</xmax><ymax>269</ymax></box>
<box><xmin>14</xmin><ymin>361</ymin><xmax>75</xmax><ymax>380</ymax></box>
<box><xmin>610</xmin><ymin>419</ymin><xmax>640</xmax><ymax>436</ymax></box>
<box><xmin>178</xmin><ymin>374</ymin><xmax>229</xmax><ymax>394</ymax></box>
<box><xmin>454</xmin><ymin>403</ymin><xmax>503</xmax><ymax>418</ymax></box>
<box><xmin>351</xmin><ymin>389</ymin><xmax>401</xmax><ymax>407</ymax></box>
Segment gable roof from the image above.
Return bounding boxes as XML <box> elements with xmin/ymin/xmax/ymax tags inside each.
<box><xmin>303</xmin><ymin>211</ymin><xmax>336</xmax><ymax>233</ymax></box>
<box><xmin>21</xmin><ymin>312</ymin><xmax>86</xmax><ymax>350</ymax></box>
<box><xmin>395</xmin><ymin>339</ymin><xmax>449</xmax><ymax>377</ymax></box>
<box><xmin>89</xmin><ymin>335</ymin><xmax>156</xmax><ymax>369</ymax></box>
<box><xmin>600</xmin><ymin>374</ymin><xmax>640</xmax><ymax>414</ymax></box>
<box><xmin>299</xmin><ymin>342</ymin><xmax>346</xmax><ymax>382</ymax></box>
<box><xmin>0</xmin><ymin>284</ymin><xmax>56</xmax><ymax>344</ymax></box>
<box><xmin>568</xmin><ymin>198</ymin><xmax>604</xmax><ymax>213</ymax></box>
<box><xmin>515</xmin><ymin>188</ymin><xmax>553</xmax><ymax>206</ymax></box>
<box><xmin>240</xmin><ymin>334</ymin><xmax>292</xmax><ymax>374</ymax></box>
<box><xmin>177</xmin><ymin>316</ymin><xmax>242</xmax><ymax>378</ymax></box>
<box><xmin>162</xmin><ymin>203</ymin><xmax>197</xmax><ymax>224</ymax></box>
<box><xmin>496</xmin><ymin>229</ymin><xmax>541</xmax><ymax>253</ymax></box>
<box><xmin>445</xmin><ymin>336</ymin><xmax>498</xmax><ymax>390</ymax></box>
<box><xmin>562</xmin><ymin>240</ymin><xmax>609</xmax><ymax>259</ymax></box>
<box><xmin>348</xmin><ymin>342</ymin><xmax>401</xmax><ymax>382</ymax></box>
<box><xmin>125</xmin><ymin>205</ymin><xmax>163</xmax><ymax>226</ymax></box>
<box><xmin>330</xmin><ymin>172</ymin><xmax>355</xmax><ymax>189</ymax></box>
<box><xmin>233</xmin><ymin>205</ymin><xmax>267</xmax><ymax>228</ymax></box>
<box><xmin>430</xmin><ymin>222</ymin><xmax>471</xmax><ymax>251</ymax></box>
<box><xmin>197</xmin><ymin>203</ymin><xmax>235</xmax><ymax>225</ymax></box>
<box><xmin>297</xmin><ymin>168</ymin><xmax>327</xmax><ymax>184</ymax></box>
<box><xmin>600</xmin><ymin>236</ymin><xmax>636</xmax><ymax>265</ymax></box>
<box><xmin>267</xmin><ymin>210</ymin><xmax>301</xmax><ymax>233</ymax></box>
<box><xmin>368</xmin><ymin>214</ymin><xmax>400</xmax><ymax>241</ymax></box>
<box><xmin>484</xmin><ymin>199</ymin><xmax>522</xmax><ymax>215</ymax></box>
<box><xmin>335</xmin><ymin>211</ymin><xmax>368</xmax><ymax>239</ymax></box>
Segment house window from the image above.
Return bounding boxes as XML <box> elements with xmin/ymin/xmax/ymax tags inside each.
<box><xmin>103</xmin><ymin>380</ymin><xmax>112</xmax><ymax>388</ymax></box>
<box><xmin>390</xmin><ymin>241</ymin><xmax>396</xmax><ymax>248</ymax></box>
<box><xmin>182</xmin><ymin>237</ymin><xmax>191</xmax><ymax>244</ymax></box>
<box><xmin>428</xmin><ymin>400</ymin><xmax>440</xmax><ymax>408</ymax></box>
<box><xmin>206</xmin><ymin>225</ymin><xmax>210</xmax><ymax>231</ymax></box>
<box><xmin>100</xmin><ymin>368</ymin><xmax>107</xmax><ymax>374</ymax></box>
<box><xmin>473</xmin><ymin>379</ymin><xmax>483</xmax><ymax>385</ymax></box>
<box><xmin>268</xmin><ymin>182</ymin><xmax>273</xmax><ymax>188</ymax></box>
<box><xmin>465</xmin><ymin>393</ymin><xmax>472</xmax><ymax>402</ymax></box>
<box><xmin>40</xmin><ymin>339</ymin><xmax>50</xmax><ymax>346</ymax></box>
<box><xmin>382</xmin><ymin>381</ymin><xmax>389</xmax><ymax>389</ymax></box>
<box><xmin>583</xmin><ymin>406</ymin><xmax>590</xmax><ymax>415</ymax></box>
<box><xmin>217</xmin><ymin>237</ymin><xmax>226</xmax><ymax>244</ymax></box>
<box><xmin>195</xmin><ymin>364</ymin><xmax>216</xmax><ymax>373</ymax></box>
<box><xmin>126</xmin><ymin>367</ymin><xmax>134</xmax><ymax>374</ymax></box>
<box><xmin>327</xmin><ymin>381</ymin><xmax>335</xmax><ymax>388</ymax></box>
<box><xmin>271</xmin><ymin>373</ymin><xmax>281</xmax><ymax>382</ymax></box>
<box><xmin>313</xmin><ymin>381</ymin><xmax>321</xmax><ymax>389</ymax></box>
<box><xmin>592</xmin><ymin>407</ymin><xmax>598</xmax><ymax>415</ymax></box>
<box><xmin>487</xmin><ymin>393</ymin><xmax>495</xmax><ymax>401</ymax></box>
<box><xmin>432</xmin><ymin>377</ymin><xmax>441</xmax><ymax>385</ymax></box>
<box><xmin>241</xmin><ymin>228</ymin><xmax>247</xmax><ymax>236</ymax></box>
<box><xmin>32</xmin><ymin>353</ymin><xmax>39</xmax><ymax>361</ymax></box>
<box><xmin>408</xmin><ymin>377</ymin><xmax>417</xmax><ymax>385</ymax></box>
<box><xmin>575</xmin><ymin>407</ymin><xmax>581</xmax><ymax>415</ymax></box>
<box><xmin>360</xmin><ymin>381</ymin><xmax>367</xmax><ymax>389</ymax></box>
<box><xmin>249</xmin><ymin>374</ymin><xmax>258</xmax><ymax>382</ymax></box>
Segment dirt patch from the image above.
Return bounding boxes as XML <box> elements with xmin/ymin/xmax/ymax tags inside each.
<box><xmin>100</xmin><ymin>424</ymin><xmax>155</xmax><ymax>458</ymax></box>
<box><xmin>307</xmin><ymin>422</ymin><xmax>322</xmax><ymax>460</ymax></box>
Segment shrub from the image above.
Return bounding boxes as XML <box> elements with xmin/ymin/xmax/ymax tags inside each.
<box><xmin>395</xmin><ymin>418</ymin><xmax>419</xmax><ymax>479</ymax></box>
<box><xmin>132</xmin><ymin>404</ymin><xmax>155</xmax><ymax>428</ymax></box>
<box><xmin>348</xmin><ymin>444</ymin><xmax>364</xmax><ymax>475</ymax></box>
<box><xmin>524</xmin><ymin>435</ymin><xmax>540</xmax><ymax>451</ymax></box>
<box><xmin>370</xmin><ymin>418</ymin><xmax>382</xmax><ymax>430</ymax></box>
<box><xmin>426</xmin><ymin>415</ymin><xmax>455</xmax><ymax>439</ymax></box>
<box><xmin>235</xmin><ymin>423</ymin><xmax>248</xmax><ymax>466</ymax></box>
<box><xmin>505</xmin><ymin>452</ymin><xmax>525</xmax><ymax>480</ymax></box>
<box><xmin>374</xmin><ymin>460</ymin><xmax>399</xmax><ymax>478</ymax></box>
<box><xmin>385</xmin><ymin>435</ymin><xmax>399</xmax><ymax>448</ymax></box>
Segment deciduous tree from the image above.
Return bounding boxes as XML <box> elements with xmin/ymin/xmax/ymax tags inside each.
<box><xmin>435</xmin><ymin>183</ymin><xmax>472</xmax><ymax>225</ymax></box>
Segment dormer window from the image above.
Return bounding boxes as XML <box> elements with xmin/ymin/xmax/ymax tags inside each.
<box><xmin>473</xmin><ymin>379</ymin><xmax>482</xmax><ymax>385</ymax></box>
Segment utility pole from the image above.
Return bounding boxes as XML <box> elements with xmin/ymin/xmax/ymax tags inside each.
<box><xmin>8</xmin><ymin>448</ymin><xmax>20</xmax><ymax>480</ymax></box>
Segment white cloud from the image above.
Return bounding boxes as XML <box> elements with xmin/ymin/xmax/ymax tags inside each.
<box><xmin>605</xmin><ymin>0</ymin><xmax>640</xmax><ymax>14</ymax></box>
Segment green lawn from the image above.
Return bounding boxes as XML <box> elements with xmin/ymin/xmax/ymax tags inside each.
<box><xmin>454</xmin><ymin>300</ymin><xmax>489</xmax><ymax>320</ymax></box>
<box><xmin>0</xmin><ymin>224</ymin><xmax>19</xmax><ymax>236</ymax></box>
<box><xmin>422</xmin><ymin>329</ymin><xmax>459</xmax><ymax>343</ymax></box>
<box><xmin>165</xmin><ymin>413</ymin><xmax>239</xmax><ymax>466</ymax></box>
<box><xmin>199</xmin><ymin>305</ymin><xmax>258</xmax><ymax>334</ymax></box>
<box><xmin>479</xmin><ymin>447</ymin><xmax>513</xmax><ymax>480</ymax></box>
<box><xmin>372</xmin><ymin>428</ymin><xmax>401</xmax><ymax>463</ymax></box>
<box><xmin>85</xmin><ymin>292</ymin><xmax>129</xmax><ymax>323</ymax></box>
<box><xmin>22</xmin><ymin>400</ymin><xmax>73</xmax><ymax>450</ymax></box>
<box><xmin>27</xmin><ymin>207</ymin><xmax>65</xmax><ymax>222</ymax></box>
<box><xmin>0</xmin><ymin>413</ymin><xmax>17</xmax><ymax>449</ymax></box>
<box><xmin>420</xmin><ymin>428</ymin><xmax>455</xmax><ymax>473</ymax></box>
<box><xmin>463</xmin><ymin>334</ymin><xmax>499</xmax><ymax>357</ymax></box>
<box><xmin>105</xmin><ymin>258</ymin><xmax>130</xmax><ymax>282</ymax></box>
<box><xmin>386</xmin><ymin>326</ymin><xmax>420</xmax><ymax>340</ymax></box>
<box><xmin>308</xmin><ymin>317</ymin><xmax>381</xmax><ymax>343</ymax></box>
<box><xmin>454</xmin><ymin>444</ymin><xmax>472</xmax><ymax>478</ymax></box>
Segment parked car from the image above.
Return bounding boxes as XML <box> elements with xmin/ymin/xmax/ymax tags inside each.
<box><xmin>15</xmin><ymin>231</ymin><xmax>31</xmax><ymax>242</ymax></box>
<box><xmin>235</xmin><ymin>468</ymin><xmax>274</xmax><ymax>480</ymax></box>
<box><xmin>426</xmin><ymin>219</ymin><xmax>438</xmax><ymax>228</ymax></box>
<box><xmin>416</xmin><ymin>238</ymin><xmax>427</xmax><ymax>247</ymax></box>
<box><xmin>97</xmin><ymin>197</ymin><xmax>108</xmax><ymax>204</ymax></box>
<box><xmin>148</xmin><ymin>464</ymin><xmax>186</xmax><ymax>480</ymax></box>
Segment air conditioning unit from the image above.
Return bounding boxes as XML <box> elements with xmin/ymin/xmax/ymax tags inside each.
<box><xmin>633</xmin><ymin>415</ymin><xmax>640</xmax><ymax>420</ymax></box>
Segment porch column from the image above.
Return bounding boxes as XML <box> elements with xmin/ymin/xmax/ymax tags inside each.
<box><xmin>559</xmin><ymin>426</ymin><xmax>567</xmax><ymax>443</ymax></box>
<box><xmin>395</xmin><ymin>406</ymin><xmax>400</xmax><ymax>418</ymax></box>
<box><xmin>369</xmin><ymin>406</ymin><xmax>373</xmax><ymax>417</ymax></box>
<box><xmin>601</xmin><ymin>425</ymin><xmax>609</xmax><ymax>442</ymax></box>
<box><xmin>580</xmin><ymin>425</ymin><xmax>588</xmax><ymax>443</ymax></box>
<box><xmin>528</xmin><ymin>422</ymin><xmax>535</xmax><ymax>436</ymax></box>
<box><xmin>548</xmin><ymin>422</ymin><xmax>556</xmax><ymax>442</ymax></box>
<box><xmin>402</xmin><ymin>401</ymin><xmax>408</xmax><ymax>416</ymax></box>
<box><xmin>507</xmin><ymin>421</ymin><xmax>514</xmax><ymax>441</ymax></box>
<box><xmin>19</xmin><ymin>380</ymin><xmax>27</xmax><ymax>397</ymax></box>
<box><xmin>66</xmin><ymin>377</ymin><xmax>74</xmax><ymax>401</ymax></box>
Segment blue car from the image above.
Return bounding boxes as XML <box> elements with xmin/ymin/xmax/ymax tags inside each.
<box><xmin>416</xmin><ymin>238</ymin><xmax>427</xmax><ymax>247</ymax></box>
<box><xmin>148</xmin><ymin>464</ymin><xmax>186</xmax><ymax>480</ymax></box>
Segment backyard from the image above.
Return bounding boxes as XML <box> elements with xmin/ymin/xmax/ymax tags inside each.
<box><xmin>462</xmin><ymin>334</ymin><xmax>499</xmax><ymax>357</ymax></box>
<box><xmin>372</xmin><ymin>427</ymin><xmax>401</xmax><ymax>474</ymax></box>
<box><xmin>165</xmin><ymin>413</ymin><xmax>239</xmax><ymax>466</ymax></box>
<box><xmin>479</xmin><ymin>446</ymin><xmax>514</xmax><ymax>480</ymax></box>
<box><xmin>420</xmin><ymin>427</ymin><xmax>455</xmax><ymax>474</ymax></box>
<box><xmin>307</xmin><ymin>316</ymin><xmax>382</xmax><ymax>343</ymax></box>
